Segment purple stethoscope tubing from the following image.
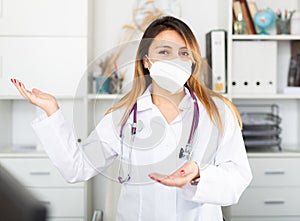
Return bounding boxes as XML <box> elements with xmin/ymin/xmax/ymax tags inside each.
<box><xmin>119</xmin><ymin>87</ymin><xmax>199</xmax><ymax>143</ymax></box>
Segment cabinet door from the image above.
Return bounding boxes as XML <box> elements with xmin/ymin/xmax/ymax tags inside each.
<box><xmin>249</xmin><ymin>158</ymin><xmax>300</xmax><ymax>187</ymax></box>
<box><xmin>0</xmin><ymin>37</ymin><xmax>87</xmax><ymax>96</ymax></box>
<box><xmin>0</xmin><ymin>0</ymin><xmax>87</xmax><ymax>36</ymax></box>
<box><xmin>28</xmin><ymin>187</ymin><xmax>84</xmax><ymax>217</ymax></box>
<box><xmin>231</xmin><ymin>187</ymin><xmax>300</xmax><ymax>216</ymax></box>
<box><xmin>0</xmin><ymin>158</ymin><xmax>84</xmax><ymax>187</ymax></box>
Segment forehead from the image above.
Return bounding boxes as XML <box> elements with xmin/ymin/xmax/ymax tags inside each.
<box><xmin>150</xmin><ymin>30</ymin><xmax>186</xmax><ymax>49</ymax></box>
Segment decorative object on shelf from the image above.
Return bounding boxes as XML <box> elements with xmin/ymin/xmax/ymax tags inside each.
<box><xmin>95</xmin><ymin>75</ymin><xmax>110</xmax><ymax>94</ymax></box>
<box><xmin>122</xmin><ymin>0</ymin><xmax>165</xmax><ymax>43</ymax></box>
<box><xmin>232</xmin><ymin>0</ymin><xmax>254</xmax><ymax>34</ymax></box>
<box><xmin>233</xmin><ymin>13</ymin><xmax>247</xmax><ymax>34</ymax></box>
<box><xmin>276</xmin><ymin>9</ymin><xmax>295</xmax><ymax>34</ymax></box>
<box><xmin>254</xmin><ymin>9</ymin><xmax>276</xmax><ymax>35</ymax></box>
<box><xmin>238</xmin><ymin>104</ymin><xmax>282</xmax><ymax>151</ymax></box>
<box><xmin>240</xmin><ymin>0</ymin><xmax>256</xmax><ymax>34</ymax></box>
<box><xmin>131</xmin><ymin>0</ymin><xmax>180</xmax><ymax>33</ymax></box>
<box><xmin>94</xmin><ymin>52</ymin><xmax>125</xmax><ymax>94</ymax></box>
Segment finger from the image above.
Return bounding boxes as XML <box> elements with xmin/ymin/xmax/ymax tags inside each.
<box><xmin>167</xmin><ymin>172</ymin><xmax>193</xmax><ymax>185</ymax></box>
<box><xmin>149</xmin><ymin>173</ymin><xmax>178</xmax><ymax>186</ymax></box>
<box><xmin>12</xmin><ymin>79</ymin><xmax>29</xmax><ymax>99</ymax></box>
<box><xmin>32</xmin><ymin>88</ymin><xmax>43</xmax><ymax>95</ymax></box>
<box><xmin>17</xmin><ymin>80</ymin><xmax>38</xmax><ymax>104</ymax></box>
<box><xmin>148</xmin><ymin>173</ymin><xmax>167</xmax><ymax>182</ymax></box>
<box><xmin>16</xmin><ymin>80</ymin><xmax>32</xmax><ymax>100</ymax></box>
<box><xmin>148</xmin><ymin>173</ymin><xmax>176</xmax><ymax>186</ymax></box>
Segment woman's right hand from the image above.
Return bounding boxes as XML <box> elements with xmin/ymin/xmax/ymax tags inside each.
<box><xmin>11</xmin><ymin>78</ymin><xmax>59</xmax><ymax>117</ymax></box>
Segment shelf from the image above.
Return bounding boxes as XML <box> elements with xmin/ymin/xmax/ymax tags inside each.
<box><xmin>231</xmin><ymin>93</ymin><xmax>300</xmax><ymax>99</ymax></box>
<box><xmin>231</xmin><ymin>35</ymin><xmax>300</xmax><ymax>41</ymax></box>
<box><xmin>0</xmin><ymin>145</ymin><xmax>47</xmax><ymax>158</ymax></box>
<box><xmin>87</xmin><ymin>94</ymin><xmax>124</xmax><ymax>100</ymax></box>
<box><xmin>247</xmin><ymin>144</ymin><xmax>300</xmax><ymax>158</ymax></box>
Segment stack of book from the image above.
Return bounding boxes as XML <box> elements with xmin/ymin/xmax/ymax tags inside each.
<box><xmin>239</xmin><ymin>104</ymin><xmax>282</xmax><ymax>151</ymax></box>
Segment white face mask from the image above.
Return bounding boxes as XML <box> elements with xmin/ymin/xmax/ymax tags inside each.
<box><xmin>147</xmin><ymin>58</ymin><xmax>192</xmax><ymax>94</ymax></box>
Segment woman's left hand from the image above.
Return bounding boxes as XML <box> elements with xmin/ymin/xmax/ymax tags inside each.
<box><xmin>148</xmin><ymin>161</ymin><xmax>200</xmax><ymax>188</ymax></box>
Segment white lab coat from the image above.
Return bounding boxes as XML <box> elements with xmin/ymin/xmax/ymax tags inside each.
<box><xmin>32</xmin><ymin>86</ymin><xmax>252</xmax><ymax>221</ymax></box>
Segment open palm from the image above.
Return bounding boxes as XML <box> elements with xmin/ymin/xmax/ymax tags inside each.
<box><xmin>11</xmin><ymin>78</ymin><xmax>59</xmax><ymax>116</ymax></box>
<box><xmin>148</xmin><ymin>161</ymin><xmax>200</xmax><ymax>188</ymax></box>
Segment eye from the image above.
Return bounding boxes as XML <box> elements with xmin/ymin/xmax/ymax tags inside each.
<box><xmin>179</xmin><ymin>50</ymin><xmax>190</xmax><ymax>57</ymax></box>
<box><xmin>158</xmin><ymin>50</ymin><xmax>169</xmax><ymax>55</ymax></box>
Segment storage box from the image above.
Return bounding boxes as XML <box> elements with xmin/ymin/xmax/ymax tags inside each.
<box><xmin>231</xmin><ymin>41</ymin><xmax>277</xmax><ymax>94</ymax></box>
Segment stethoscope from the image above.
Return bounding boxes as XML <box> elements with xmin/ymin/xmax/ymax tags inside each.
<box><xmin>117</xmin><ymin>86</ymin><xmax>199</xmax><ymax>183</ymax></box>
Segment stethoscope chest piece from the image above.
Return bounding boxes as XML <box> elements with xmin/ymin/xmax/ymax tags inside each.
<box><xmin>179</xmin><ymin>144</ymin><xmax>192</xmax><ymax>160</ymax></box>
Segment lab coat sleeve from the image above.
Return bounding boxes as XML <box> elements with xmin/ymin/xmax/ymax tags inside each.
<box><xmin>31</xmin><ymin>109</ymin><xmax>118</xmax><ymax>183</ymax></box>
<box><xmin>181</xmin><ymin>105</ymin><xmax>252</xmax><ymax>206</ymax></box>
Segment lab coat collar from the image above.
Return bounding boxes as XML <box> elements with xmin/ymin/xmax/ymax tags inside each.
<box><xmin>136</xmin><ymin>85</ymin><xmax>193</xmax><ymax>112</ymax></box>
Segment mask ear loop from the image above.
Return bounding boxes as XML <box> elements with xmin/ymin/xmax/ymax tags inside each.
<box><xmin>144</xmin><ymin>55</ymin><xmax>153</xmax><ymax>65</ymax></box>
<box><xmin>144</xmin><ymin>55</ymin><xmax>153</xmax><ymax>75</ymax></box>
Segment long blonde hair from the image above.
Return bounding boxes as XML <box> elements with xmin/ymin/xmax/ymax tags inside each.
<box><xmin>106</xmin><ymin>16</ymin><xmax>242</xmax><ymax>133</ymax></box>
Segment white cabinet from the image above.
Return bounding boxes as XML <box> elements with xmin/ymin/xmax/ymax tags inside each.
<box><xmin>0</xmin><ymin>37</ymin><xmax>87</xmax><ymax>96</ymax></box>
<box><xmin>228</xmin><ymin>155</ymin><xmax>300</xmax><ymax>220</ymax></box>
<box><xmin>0</xmin><ymin>0</ymin><xmax>87</xmax><ymax>36</ymax></box>
<box><xmin>0</xmin><ymin>0</ymin><xmax>90</xmax><ymax>220</ymax></box>
<box><xmin>0</xmin><ymin>157</ymin><xmax>88</xmax><ymax>220</ymax></box>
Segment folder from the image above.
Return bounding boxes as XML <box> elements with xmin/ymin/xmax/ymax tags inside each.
<box><xmin>205</xmin><ymin>30</ymin><xmax>227</xmax><ymax>93</ymax></box>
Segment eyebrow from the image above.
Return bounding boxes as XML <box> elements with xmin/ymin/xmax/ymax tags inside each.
<box><xmin>154</xmin><ymin>45</ymin><xmax>188</xmax><ymax>50</ymax></box>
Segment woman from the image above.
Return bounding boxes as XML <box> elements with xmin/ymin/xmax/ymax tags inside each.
<box><xmin>11</xmin><ymin>16</ymin><xmax>252</xmax><ymax>221</ymax></box>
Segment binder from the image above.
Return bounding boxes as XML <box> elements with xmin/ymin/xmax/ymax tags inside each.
<box><xmin>205</xmin><ymin>30</ymin><xmax>227</xmax><ymax>93</ymax></box>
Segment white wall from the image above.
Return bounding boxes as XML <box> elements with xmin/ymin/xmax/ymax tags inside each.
<box><xmin>90</xmin><ymin>1</ymin><xmax>228</xmax><ymax>220</ymax></box>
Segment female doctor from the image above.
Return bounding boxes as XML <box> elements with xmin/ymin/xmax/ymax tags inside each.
<box><xmin>11</xmin><ymin>16</ymin><xmax>252</xmax><ymax>221</ymax></box>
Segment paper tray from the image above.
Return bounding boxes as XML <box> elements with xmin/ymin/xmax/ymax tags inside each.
<box><xmin>241</xmin><ymin>112</ymin><xmax>281</xmax><ymax>126</ymax></box>
<box><xmin>242</xmin><ymin>126</ymin><xmax>281</xmax><ymax>137</ymax></box>
<box><xmin>244</xmin><ymin>137</ymin><xmax>281</xmax><ymax>147</ymax></box>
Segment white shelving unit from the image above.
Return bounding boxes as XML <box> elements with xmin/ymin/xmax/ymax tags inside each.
<box><xmin>225</xmin><ymin>0</ymin><xmax>300</xmax><ymax>220</ymax></box>
<box><xmin>228</xmin><ymin>0</ymin><xmax>300</xmax><ymax>149</ymax></box>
